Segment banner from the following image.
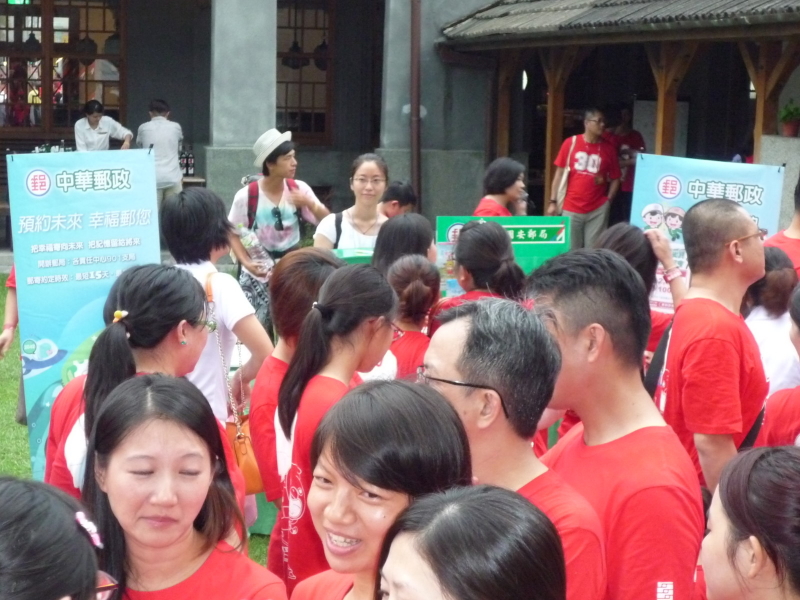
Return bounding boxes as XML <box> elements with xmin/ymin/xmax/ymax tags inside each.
<box><xmin>436</xmin><ymin>216</ymin><xmax>570</xmax><ymax>297</ymax></box>
<box><xmin>631</xmin><ymin>154</ymin><xmax>784</xmax><ymax>312</ymax></box>
<box><xmin>8</xmin><ymin>149</ymin><xmax>161</xmax><ymax>479</ymax></box>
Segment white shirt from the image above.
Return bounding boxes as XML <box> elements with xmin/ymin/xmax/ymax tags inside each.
<box><xmin>177</xmin><ymin>261</ymin><xmax>255</xmax><ymax>421</ymax></box>
<box><xmin>74</xmin><ymin>115</ymin><xmax>132</xmax><ymax>152</ymax></box>
<box><xmin>745</xmin><ymin>306</ymin><xmax>800</xmax><ymax>396</ymax></box>
<box><xmin>136</xmin><ymin>116</ymin><xmax>184</xmax><ymax>188</ymax></box>
<box><xmin>315</xmin><ymin>212</ymin><xmax>380</xmax><ymax>249</ymax></box>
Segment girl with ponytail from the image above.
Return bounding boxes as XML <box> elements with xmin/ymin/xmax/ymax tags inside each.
<box><xmin>428</xmin><ymin>220</ymin><xmax>524</xmax><ymax>336</ymax></box>
<box><xmin>275</xmin><ymin>263</ymin><xmax>397</xmax><ymax>594</ymax></box>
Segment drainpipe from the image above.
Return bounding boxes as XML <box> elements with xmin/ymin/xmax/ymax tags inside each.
<box><xmin>410</xmin><ymin>0</ymin><xmax>422</xmax><ymax>211</ymax></box>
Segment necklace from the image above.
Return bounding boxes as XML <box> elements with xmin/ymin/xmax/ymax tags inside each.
<box><xmin>348</xmin><ymin>208</ymin><xmax>378</xmax><ymax>236</ymax></box>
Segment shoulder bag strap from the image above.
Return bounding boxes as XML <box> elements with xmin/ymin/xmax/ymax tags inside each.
<box><xmin>644</xmin><ymin>320</ymin><xmax>672</xmax><ymax>398</ymax></box>
<box><xmin>247</xmin><ymin>181</ymin><xmax>259</xmax><ymax>230</ymax></box>
<box><xmin>334</xmin><ymin>212</ymin><xmax>343</xmax><ymax>249</ymax></box>
<box><xmin>739</xmin><ymin>406</ymin><xmax>766</xmax><ymax>450</ymax></box>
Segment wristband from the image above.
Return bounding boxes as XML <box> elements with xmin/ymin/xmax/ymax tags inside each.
<box><xmin>663</xmin><ymin>266</ymin><xmax>683</xmax><ymax>283</ymax></box>
<box><xmin>3</xmin><ymin>323</ymin><xmax>15</xmax><ymax>331</ymax></box>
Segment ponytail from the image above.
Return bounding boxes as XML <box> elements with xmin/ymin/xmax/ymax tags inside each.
<box><xmin>489</xmin><ymin>256</ymin><xmax>525</xmax><ymax>300</ymax></box>
<box><xmin>456</xmin><ymin>221</ymin><xmax>523</xmax><ymax>299</ymax></box>
<box><xmin>387</xmin><ymin>255</ymin><xmax>440</xmax><ymax>327</ymax></box>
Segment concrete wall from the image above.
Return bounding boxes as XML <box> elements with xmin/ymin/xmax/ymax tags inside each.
<box><xmin>761</xmin><ymin>134</ymin><xmax>800</xmax><ymax>230</ymax></box>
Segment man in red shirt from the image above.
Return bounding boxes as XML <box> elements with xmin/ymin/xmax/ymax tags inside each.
<box><xmin>529</xmin><ymin>250</ymin><xmax>705</xmax><ymax>600</ymax></box>
<box><xmin>607</xmin><ymin>105</ymin><xmax>646</xmax><ymax>226</ymax></box>
<box><xmin>765</xmin><ymin>172</ymin><xmax>800</xmax><ymax>275</ymax></box>
<box><xmin>424</xmin><ymin>298</ymin><xmax>607</xmax><ymax>600</ymax></box>
<box><xmin>655</xmin><ymin>198</ymin><xmax>768</xmax><ymax>491</ymax></box>
<box><xmin>548</xmin><ymin>108</ymin><xmax>621</xmax><ymax>249</ymax></box>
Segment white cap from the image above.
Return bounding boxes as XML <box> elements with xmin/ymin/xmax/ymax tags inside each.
<box><xmin>252</xmin><ymin>128</ymin><xmax>293</xmax><ymax>168</ymax></box>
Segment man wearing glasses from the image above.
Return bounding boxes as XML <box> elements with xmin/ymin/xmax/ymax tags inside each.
<box><xmin>547</xmin><ymin>107</ymin><xmax>621</xmax><ymax>250</ymax></box>
<box><xmin>422</xmin><ymin>298</ymin><xmax>607</xmax><ymax>600</ymax></box>
<box><xmin>654</xmin><ymin>198</ymin><xmax>768</xmax><ymax>492</ymax></box>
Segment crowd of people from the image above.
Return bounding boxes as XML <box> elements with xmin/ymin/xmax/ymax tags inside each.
<box><xmin>4</xmin><ymin>112</ymin><xmax>800</xmax><ymax>600</ymax></box>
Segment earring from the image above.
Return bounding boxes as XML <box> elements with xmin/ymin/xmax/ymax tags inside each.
<box><xmin>180</xmin><ymin>340</ymin><xmax>187</xmax><ymax>346</ymax></box>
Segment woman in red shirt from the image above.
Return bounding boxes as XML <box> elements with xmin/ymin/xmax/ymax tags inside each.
<box><xmin>83</xmin><ymin>375</ymin><xmax>288</xmax><ymax>600</ymax></box>
<box><xmin>276</xmin><ymin>264</ymin><xmax>397</xmax><ymax>594</ymax></box>
<box><xmin>473</xmin><ymin>157</ymin><xmax>527</xmax><ymax>216</ymax></box>
<box><xmin>292</xmin><ymin>380</ymin><xmax>472</xmax><ymax>600</ymax></box>
<box><xmin>429</xmin><ymin>221</ymin><xmax>524</xmax><ymax>336</ymax></box>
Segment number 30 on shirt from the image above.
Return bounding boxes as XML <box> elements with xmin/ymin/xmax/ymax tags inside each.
<box><xmin>573</xmin><ymin>152</ymin><xmax>601</xmax><ymax>174</ymax></box>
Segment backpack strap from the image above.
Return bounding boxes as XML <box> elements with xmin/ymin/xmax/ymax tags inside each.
<box><xmin>333</xmin><ymin>212</ymin><xmax>343</xmax><ymax>250</ymax></box>
<box><xmin>739</xmin><ymin>406</ymin><xmax>765</xmax><ymax>450</ymax></box>
<box><xmin>246</xmin><ymin>181</ymin><xmax>259</xmax><ymax>231</ymax></box>
<box><xmin>644</xmin><ymin>320</ymin><xmax>672</xmax><ymax>398</ymax></box>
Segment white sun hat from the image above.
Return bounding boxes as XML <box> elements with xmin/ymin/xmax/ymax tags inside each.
<box><xmin>253</xmin><ymin>128</ymin><xmax>292</xmax><ymax>168</ymax></box>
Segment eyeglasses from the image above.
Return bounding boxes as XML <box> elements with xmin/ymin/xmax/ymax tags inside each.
<box><xmin>416</xmin><ymin>366</ymin><xmax>508</xmax><ymax>418</ymax></box>
<box><xmin>96</xmin><ymin>570</ymin><xmax>119</xmax><ymax>600</ymax></box>
<box><xmin>272</xmin><ymin>206</ymin><xmax>284</xmax><ymax>231</ymax></box>
<box><xmin>727</xmin><ymin>228</ymin><xmax>767</xmax><ymax>246</ymax></box>
<box><xmin>391</xmin><ymin>322</ymin><xmax>405</xmax><ymax>341</ymax></box>
<box><xmin>587</xmin><ymin>119</ymin><xmax>606</xmax><ymax>124</ymax></box>
<box><xmin>352</xmin><ymin>177</ymin><xmax>386</xmax><ymax>187</ymax></box>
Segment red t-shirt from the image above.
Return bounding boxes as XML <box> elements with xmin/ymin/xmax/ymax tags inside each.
<box><xmin>291</xmin><ymin>570</ymin><xmax>353</xmax><ymax>600</ymax></box>
<box><xmin>543</xmin><ymin>424</ymin><xmax>704</xmax><ymax>600</ymax></box>
<box><xmin>518</xmin><ymin>470</ymin><xmax>606</xmax><ymax>600</ymax></box>
<box><xmin>279</xmin><ymin>375</ymin><xmax>351</xmax><ymax>595</ymax></box>
<box><xmin>555</xmin><ymin>135</ymin><xmax>621</xmax><ymax>214</ymax></box>
<box><xmin>251</xmin><ymin>355</ymin><xmax>290</xmax><ymax>502</ymax></box>
<box><xmin>614</xmin><ymin>130</ymin><xmax>646</xmax><ymax>193</ymax></box>
<box><xmin>6</xmin><ymin>265</ymin><xmax>16</xmax><ymax>288</ymax></box>
<box><xmin>648</xmin><ymin>310</ymin><xmax>673</xmax><ymax>353</ymax></box>
<box><xmin>123</xmin><ymin>541</ymin><xmax>287</xmax><ymax>600</ymax></box>
<box><xmin>428</xmin><ymin>290</ymin><xmax>499</xmax><ymax>337</ymax></box>
<box><xmin>390</xmin><ymin>330</ymin><xmax>430</xmax><ymax>380</ymax></box>
<box><xmin>765</xmin><ymin>231</ymin><xmax>800</xmax><ymax>276</ymax></box>
<box><xmin>655</xmin><ymin>298</ymin><xmax>768</xmax><ymax>485</ymax></box>
<box><xmin>473</xmin><ymin>196</ymin><xmax>512</xmax><ymax>217</ymax></box>
<box><xmin>755</xmin><ymin>387</ymin><xmax>800</xmax><ymax>447</ymax></box>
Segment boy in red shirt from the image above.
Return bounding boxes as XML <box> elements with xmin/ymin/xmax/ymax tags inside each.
<box><xmin>547</xmin><ymin>108</ymin><xmax>621</xmax><ymax>249</ymax></box>
<box><xmin>654</xmin><ymin>199</ymin><xmax>767</xmax><ymax>490</ymax></box>
<box><xmin>765</xmin><ymin>172</ymin><xmax>800</xmax><ymax>275</ymax></box>
<box><xmin>424</xmin><ymin>298</ymin><xmax>607</xmax><ymax>600</ymax></box>
<box><xmin>529</xmin><ymin>249</ymin><xmax>705</xmax><ymax>600</ymax></box>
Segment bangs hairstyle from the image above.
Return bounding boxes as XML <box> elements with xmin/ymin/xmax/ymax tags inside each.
<box><xmin>456</xmin><ymin>221</ymin><xmax>524</xmax><ymax>300</ymax></box>
<box><xmin>387</xmin><ymin>254</ymin><xmax>440</xmax><ymax>327</ymax></box>
<box><xmin>594</xmin><ymin>223</ymin><xmax>658</xmax><ymax>293</ymax></box>
<box><xmin>262</xmin><ymin>140</ymin><xmax>296</xmax><ymax>175</ymax></box>
<box><xmin>683</xmin><ymin>198</ymin><xmax>752</xmax><ymax>274</ymax></box>
<box><xmin>83</xmin><ymin>375</ymin><xmax>244</xmax><ymax>598</ymax></box>
<box><xmin>160</xmin><ymin>187</ymin><xmax>235</xmax><ymax>264</ymax></box>
<box><xmin>350</xmin><ymin>153</ymin><xmax>389</xmax><ymax>180</ymax></box>
<box><xmin>310</xmin><ymin>380</ymin><xmax>472</xmax><ymax>495</ymax></box>
<box><xmin>483</xmin><ymin>157</ymin><xmax>525</xmax><ymax>195</ymax></box>
<box><xmin>83</xmin><ymin>99</ymin><xmax>103</xmax><ymax>115</ymax></box>
<box><xmin>719</xmin><ymin>447</ymin><xmax>800</xmax><ymax>593</ymax></box>
<box><xmin>744</xmin><ymin>246</ymin><xmax>797</xmax><ymax>318</ymax></box>
<box><xmin>269</xmin><ymin>247</ymin><xmax>345</xmax><ymax>340</ymax></box>
<box><xmin>371</xmin><ymin>213</ymin><xmax>434</xmax><ymax>274</ymax></box>
<box><xmin>378</xmin><ymin>485</ymin><xmax>566</xmax><ymax>600</ymax></box>
<box><xmin>0</xmin><ymin>477</ymin><xmax>98</xmax><ymax>600</ymax></box>
<box><xmin>380</xmin><ymin>181</ymin><xmax>417</xmax><ymax>207</ymax></box>
<box><xmin>527</xmin><ymin>249</ymin><xmax>651</xmax><ymax>368</ymax></box>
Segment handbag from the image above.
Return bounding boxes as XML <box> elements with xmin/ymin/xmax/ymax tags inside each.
<box><xmin>206</xmin><ymin>274</ymin><xmax>264</xmax><ymax>495</ymax></box>
<box><xmin>556</xmin><ymin>135</ymin><xmax>577</xmax><ymax>214</ymax></box>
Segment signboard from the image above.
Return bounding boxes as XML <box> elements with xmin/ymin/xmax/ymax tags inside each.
<box><xmin>8</xmin><ymin>149</ymin><xmax>161</xmax><ymax>478</ymax></box>
<box><xmin>436</xmin><ymin>216</ymin><xmax>570</xmax><ymax>297</ymax></box>
<box><xmin>631</xmin><ymin>154</ymin><xmax>784</xmax><ymax>312</ymax></box>
<box><xmin>332</xmin><ymin>248</ymin><xmax>373</xmax><ymax>265</ymax></box>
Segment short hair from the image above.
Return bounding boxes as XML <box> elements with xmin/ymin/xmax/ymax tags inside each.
<box><xmin>262</xmin><ymin>140</ymin><xmax>296</xmax><ymax>175</ymax></box>
<box><xmin>683</xmin><ymin>198</ymin><xmax>751</xmax><ymax>273</ymax></box>
<box><xmin>583</xmin><ymin>106</ymin><xmax>603</xmax><ymax>121</ymax></box>
<box><xmin>380</xmin><ymin>180</ymin><xmax>417</xmax><ymax>207</ymax></box>
<box><xmin>83</xmin><ymin>99</ymin><xmax>103</xmax><ymax>115</ymax></box>
<box><xmin>160</xmin><ymin>187</ymin><xmax>235</xmax><ymax>264</ymax></box>
<box><xmin>371</xmin><ymin>212</ymin><xmax>434</xmax><ymax>274</ymax></box>
<box><xmin>456</xmin><ymin>221</ymin><xmax>524</xmax><ymax>299</ymax></box>
<box><xmin>745</xmin><ymin>246</ymin><xmax>796</xmax><ymax>318</ymax></box>
<box><xmin>719</xmin><ymin>447</ymin><xmax>800</xmax><ymax>594</ymax></box>
<box><xmin>387</xmin><ymin>254</ymin><xmax>440</xmax><ymax>327</ymax></box>
<box><xmin>483</xmin><ymin>157</ymin><xmax>525</xmax><ymax>195</ymax></box>
<box><xmin>378</xmin><ymin>485</ymin><xmax>566</xmax><ymax>600</ymax></box>
<box><xmin>438</xmin><ymin>298</ymin><xmax>561</xmax><ymax>438</ymax></box>
<box><xmin>148</xmin><ymin>98</ymin><xmax>170</xmax><ymax>114</ymax></box>
<box><xmin>594</xmin><ymin>223</ymin><xmax>658</xmax><ymax>293</ymax></box>
<box><xmin>527</xmin><ymin>249</ymin><xmax>651</xmax><ymax>368</ymax></box>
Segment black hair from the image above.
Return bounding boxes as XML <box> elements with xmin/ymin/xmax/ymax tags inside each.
<box><xmin>791</xmin><ymin>279</ymin><xmax>800</xmax><ymax>329</ymax></box>
<box><xmin>262</xmin><ymin>140</ymin><xmax>296</xmax><ymax>176</ymax></box>
<box><xmin>455</xmin><ymin>221</ymin><xmax>524</xmax><ymax>299</ymax></box>
<box><xmin>583</xmin><ymin>106</ymin><xmax>603</xmax><ymax>121</ymax></box>
<box><xmin>84</xmin><ymin>264</ymin><xmax>206</xmax><ymax>440</ymax></box>
<box><xmin>744</xmin><ymin>246</ymin><xmax>797</xmax><ymax>318</ymax></box>
<box><xmin>527</xmin><ymin>249</ymin><xmax>651</xmax><ymax>368</ymax></box>
<box><xmin>387</xmin><ymin>254</ymin><xmax>440</xmax><ymax>327</ymax></box>
<box><xmin>311</xmin><ymin>380</ymin><xmax>472</xmax><ymax>494</ymax></box>
<box><xmin>683</xmin><ymin>198</ymin><xmax>751</xmax><ymax>274</ymax></box>
<box><xmin>351</xmin><ymin>153</ymin><xmax>389</xmax><ymax>180</ymax></box>
<box><xmin>377</xmin><ymin>485</ymin><xmax>566</xmax><ymax>600</ymax></box>
<box><xmin>83</xmin><ymin>99</ymin><xmax>103</xmax><ymax>115</ymax></box>
<box><xmin>380</xmin><ymin>181</ymin><xmax>417</xmax><ymax>207</ymax></box>
<box><xmin>277</xmin><ymin>264</ymin><xmax>397</xmax><ymax>437</ymax></box>
<box><xmin>483</xmin><ymin>157</ymin><xmax>525</xmax><ymax>195</ymax></box>
<box><xmin>371</xmin><ymin>213</ymin><xmax>434</xmax><ymax>274</ymax></box>
<box><xmin>148</xmin><ymin>98</ymin><xmax>170</xmax><ymax>114</ymax></box>
<box><xmin>594</xmin><ymin>223</ymin><xmax>658</xmax><ymax>293</ymax></box>
<box><xmin>83</xmin><ymin>375</ymin><xmax>243</xmax><ymax>600</ymax></box>
<box><xmin>794</xmin><ymin>169</ymin><xmax>800</xmax><ymax>213</ymax></box>
<box><xmin>160</xmin><ymin>187</ymin><xmax>235</xmax><ymax>264</ymax></box>
<box><xmin>0</xmin><ymin>477</ymin><xmax>98</xmax><ymax>600</ymax></box>
<box><xmin>438</xmin><ymin>298</ymin><xmax>561</xmax><ymax>438</ymax></box>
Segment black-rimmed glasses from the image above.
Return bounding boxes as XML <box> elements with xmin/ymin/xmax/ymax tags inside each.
<box><xmin>416</xmin><ymin>366</ymin><xmax>509</xmax><ymax>418</ymax></box>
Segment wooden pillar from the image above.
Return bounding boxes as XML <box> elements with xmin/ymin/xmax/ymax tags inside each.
<box><xmin>495</xmin><ymin>52</ymin><xmax>521</xmax><ymax>156</ymax></box>
<box><xmin>739</xmin><ymin>41</ymin><xmax>800</xmax><ymax>162</ymax></box>
<box><xmin>646</xmin><ymin>41</ymin><xmax>698</xmax><ymax>156</ymax></box>
<box><xmin>540</xmin><ymin>46</ymin><xmax>592</xmax><ymax>203</ymax></box>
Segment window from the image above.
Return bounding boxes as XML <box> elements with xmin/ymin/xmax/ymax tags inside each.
<box><xmin>276</xmin><ymin>0</ymin><xmax>332</xmax><ymax>145</ymax></box>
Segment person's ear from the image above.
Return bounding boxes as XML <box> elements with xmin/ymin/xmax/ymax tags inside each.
<box><xmin>176</xmin><ymin>319</ymin><xmax>190</xmax><ymax>345</ymax></box>
<box><xmin>583</xmin><ymin>323</ymin><xmax>607</xmax><ymax>363</ymax></box>
<box><xmin>740</xmin><ymin>535</ymin><xmax>772</xmax><ymax>581</ymax></box>
<box><xmin>729</xmin><ymin>240</ymin><xmax>745</xmax><ymax>264</ymax></box>
<box><xmin>476</xmin><ymin>389</ymin><xmax>504</xmax><ymax>430</ymax></box>
<box><xmin>456</xmin><ymin>265</ymin><xmax>474</xmax><ymax>290</ymax></box>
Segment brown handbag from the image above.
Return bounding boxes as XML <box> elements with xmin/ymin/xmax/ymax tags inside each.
<box><xmin>206</xmin><ymin>274</ymin><xmax>264</xmax><ymax>495</ymax></box>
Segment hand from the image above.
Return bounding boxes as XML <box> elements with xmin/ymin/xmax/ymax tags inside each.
<box><xmin>120</xmin><ymin>139</ymin><xmax>131</xmax><ymax>150</ymax></box>
<box><xmin>245</xmin><ymin>259</ymin><xmax>269</xmax><ymax>278</ymax></box>
<box><xmin>514</xmin><ymin>198</ymin><xmax>528</xmax><ymax>216</ymax></box>
<box><xmin>545</xmin><ymin>201</ymin><xmax>559</xmax><ymax>216</ymax></box>
<box><xmin>289</xmin><ymin>190</ymin><xmax>311</xmax><ymax>209</ymax></box>
<box><xmin>644</xmin><ymin>228</ymin><xmax>675</xmax><ymax>267</ymax></box>
<box><xmin>0</xmin><ymin>328</ymin><xmax>13</xmax><ymax>358</ymax></box>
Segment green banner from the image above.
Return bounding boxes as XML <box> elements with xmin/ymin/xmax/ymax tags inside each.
<box><xmin>331</xmin><ymin>248</ymin><xmax>373</xmax><ymax>264</ymax></box>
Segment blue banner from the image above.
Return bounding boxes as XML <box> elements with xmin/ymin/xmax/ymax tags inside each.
<box><xmin>7</xmin><ymin>149</ymin><xmax>161</xmax><ymax>479</ymax></box>
<box><xmin>631</xmin><ymin>154</ymin><xmax>784</xmax><ymax>312</ymax></box>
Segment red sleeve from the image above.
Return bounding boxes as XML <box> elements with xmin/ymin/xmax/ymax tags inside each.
<box><xmin>6</xmin><ymin>265</ymin><xmax>15</xmax><ymax>288</ymax></box>
<box><xmin>554</xmin><ymin>137</ymin><xmax>572</xmax><ymax>168</ymax></box>
<box><xmin>607</xmin><ymin>487</ymin><xmax>703</xmax><ymax>600</ymax></box>
<box><xmin>561</xmin><ymin>525</ymin><xmax>607</xmax><ymax>600</ymax></box>
<box><xmin>606</xmin><ymin>144</ymin><xmax>622</xmax><ymax>180</ymax></box>
<box><xmin>250</xmin><ymin>378</ymin><xmax>282</xmax><ymax>502</ymax></box>
<box><xmin>681</xmin><ymin>339</ymin><xmax>745</xmax><ymax>435</ymax></box>
<box><xmin>251</xmin><ymin>580</ymin><xmax>289</xmax><ymax>600</ymax></box>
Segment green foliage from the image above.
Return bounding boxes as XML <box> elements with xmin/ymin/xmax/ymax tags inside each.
<box><xmin>780</xmin><ymin>98</ymin><xmax>800</xmax><ymax>123</ymax></box>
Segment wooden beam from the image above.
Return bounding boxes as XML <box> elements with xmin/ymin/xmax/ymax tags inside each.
<box><xmin>647</xmin><ymin>41</ymin><xmax>698</xmax><ymax>155</ymax></box>
<box><xmin>495</xmin><ymin>52</ymin><xmax>522</xmax><ymax>156</ymax></box>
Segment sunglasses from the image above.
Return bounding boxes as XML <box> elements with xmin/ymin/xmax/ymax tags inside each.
<box><xmin>96</xmin><ymin>570</ymin><xmax>119</xmax><ymax>600</ymax></box>
<box><xmin>272</xmin><ymin>207</ymin><xmax>284</xmax><ymax>231</ymax></box>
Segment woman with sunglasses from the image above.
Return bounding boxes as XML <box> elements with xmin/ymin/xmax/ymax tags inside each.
<box><xmin>45</xmin><ymin>264</ymin><xmax>245</xmax><ymax>513</ymax></box>
<box><xmin>0</xmin><ymin>476</ymin><xmax>116</xmax><ymax>600</ymax></box>
<box><xmin>83</xmin><ymin>375</ymin><xmax>288</xmax><ymax>600</ymax></box>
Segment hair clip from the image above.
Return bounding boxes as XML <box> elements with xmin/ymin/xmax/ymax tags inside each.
<box><xmin>112</xmin><ymin>310</ymin><xmax>129</xmax><ymax>324</ymax></box>
<box><xmin>76</xmin><ymin>511</ymin><xmax>104</xmax><ymax>549</ymax></box>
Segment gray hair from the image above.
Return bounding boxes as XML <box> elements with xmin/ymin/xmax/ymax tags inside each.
<box><xmin>438</xmin><ymin>298</ymin><xmax>561</xmax><ymax>438</ymax></box>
